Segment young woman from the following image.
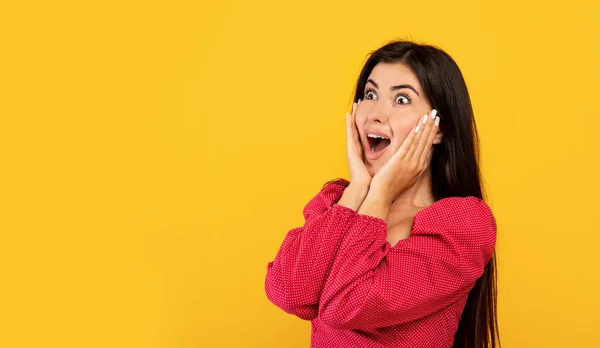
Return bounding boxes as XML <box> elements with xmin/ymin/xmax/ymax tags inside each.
<box><xmin>265</xmin><ymin>40</ymin><xmax>500</xmax><ymax>348</ymax></box>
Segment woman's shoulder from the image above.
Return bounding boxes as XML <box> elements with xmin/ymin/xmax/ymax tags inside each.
<box><xmin>421</xmin><ymin>196</ymin><xmax>495</xmax><ymax>228</ymax></box>
<box><xmin>321</xmin><ymin>177</ymin><xmax>350</xmax><ymax>190</ymax></box>
<box><xmin>318</xmin><ymin>178</ymin><xmax>350</xmax><ymax>200</ymax></box>
<box><xmin>414</xmin><ymin>196</ymin><xmax>497</xmax><ymax>252</ymax></box>
<box><xmin>301</xmin><ymin>178</ymin><xmax>350</xmax><ymax>219</ymax></box>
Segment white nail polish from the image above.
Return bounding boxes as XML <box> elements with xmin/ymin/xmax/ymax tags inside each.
<box><xmin>434</xmin><ymin>116</ymin><xmax>440</xmax><ymax>126</ymax></box>
<box><xmin>431</xmin><ymin>109</ymin><xmax>437</xmax><ymax>119</ymax></box>
<box><xmin>415</xmin><ymin>125</ymin><xmax>420</xmax><ymax>133</ymax></box>
<box><xmin>422</xmin><ymin>115</ymin><xmax>428</xmax><ymax>124</ymax></box>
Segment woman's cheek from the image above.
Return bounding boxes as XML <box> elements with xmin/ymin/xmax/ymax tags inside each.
<box><xmin>399</xmin><ymin>122</ymin><xmax>418</xmax><ymax>142</ymax></box>
<box><xmin>392</xmin><ymin>138</ymin><xmax>405</xmax><ymax>153</ymax></box>
<box><xmin>355</xmin><ymin>109</ymin><xmax>367</xmax><ymax>124</ymax></box>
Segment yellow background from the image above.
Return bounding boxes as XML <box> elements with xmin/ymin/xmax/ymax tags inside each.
<box><xmin>1</xmin><ymin>0</ymin><xmax>599</xmax><ymax>347</ymax></box>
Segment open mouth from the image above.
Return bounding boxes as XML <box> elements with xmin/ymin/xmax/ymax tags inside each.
<box><xmin>367</xmin><ymin>134</ymin><xmax>391</xmax><ymax>154</ymax></box>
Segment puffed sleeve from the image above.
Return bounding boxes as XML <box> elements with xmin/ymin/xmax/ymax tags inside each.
<box><xmin>265</xmin><ymin>179</ymin><xmax>361</xmax><ymax>320</ymax></box>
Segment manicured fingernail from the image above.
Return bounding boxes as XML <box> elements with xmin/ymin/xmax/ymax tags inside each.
<box><xmin>431</xmin><ymin>109</ymin><xmax>437</xmax><ymax>120</ymax></box>
<box><xmin>415</xmin><ymin>125</ymin><xmax>421</xmax><ymax>133</ymax></box>
<box><xmin>434</xmin><ymin>116</ymin><xmax>440</xmax><ymax>126</ymax></box>
<box><xmin>358</xmin><ymin>99</ymin><xmax>361</xmax><ymax>105</ymax></box>
<box><xmin>422</xmin><ymin>114</ymin><xmax>428</xmax><ymax>124</ymax></box>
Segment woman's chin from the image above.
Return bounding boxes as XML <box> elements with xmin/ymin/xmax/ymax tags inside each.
<box><xmin>366</xmin><ymin>160</ymin><xmax>384</xmax><ymax>177</ymax></box>
<box><xmin>364</xmin><ymin>145</ymin><xmax>395</xmax><ymax>176</ymax></box>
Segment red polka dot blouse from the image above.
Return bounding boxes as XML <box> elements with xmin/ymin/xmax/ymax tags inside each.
<box><xmin>265</xmin><ymin>179</ymin><xmax>496</xmax><ymax>347</ymax></box>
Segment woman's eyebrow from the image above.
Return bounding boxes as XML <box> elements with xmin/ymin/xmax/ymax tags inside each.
<box><xmin>367</xmin><ymin>79</ymin><xmax>420</xmax><ymax>96</ymax></box>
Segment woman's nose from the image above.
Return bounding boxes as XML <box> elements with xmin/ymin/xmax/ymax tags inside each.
<box><xmin>366</xmin><ymin>100</ymin><xmax>391</xmax><ymax>124</ymax></box>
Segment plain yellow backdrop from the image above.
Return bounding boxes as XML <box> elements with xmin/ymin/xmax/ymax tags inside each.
<box><xmin>1</xmin><ymin>0</ymin><xmax>599</xmax><ymax>347</ymax></box>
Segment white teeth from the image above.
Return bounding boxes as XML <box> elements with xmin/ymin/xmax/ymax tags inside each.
<box><xmin>368</xmin><ymin>133</ymin><xmax>389</xmax><ymax>153</ymax></box>
<box><xmin>367</xmin><ymin>133</ymin><xmax>389</xmax><ymax>140</ymax></box>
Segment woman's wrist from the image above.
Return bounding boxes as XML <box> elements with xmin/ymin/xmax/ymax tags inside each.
<box><xmin>337</xmin><ymin>182</ymin><xmax>370</xmax><ymax>211</ymax></box>
<box><xmin>367</xmin><ymin>184</ymin><xmax>394</xmax><ymax>206</ymax></box>
<box><xmin>357</xmin><ymin>189</ymin><xmax>393</xmax><ymax>221</ymax></box>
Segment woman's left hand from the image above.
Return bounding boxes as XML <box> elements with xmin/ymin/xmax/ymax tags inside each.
<box><xmin>369</xmin><ymin>109</ymin><xmax>440</xmax><ymax>204</ymax></box>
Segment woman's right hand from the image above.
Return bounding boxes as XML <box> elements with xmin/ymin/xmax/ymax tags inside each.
<box><xmin>346</xmin><ymin>99</ymin><xmax>372</xmax><ymax>188</ymax></box>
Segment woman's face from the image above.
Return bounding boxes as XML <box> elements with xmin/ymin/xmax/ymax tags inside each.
<box><xmin>356</xmin><ymin>62</ymin><xmax>434</xmax><ymax>176</ymax></box>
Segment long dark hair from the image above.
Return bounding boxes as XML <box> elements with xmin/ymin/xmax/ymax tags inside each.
<box><xmin>330</xmin><ymin>40</ymin><xmax>500</xmax><ymax>347</ymax></box>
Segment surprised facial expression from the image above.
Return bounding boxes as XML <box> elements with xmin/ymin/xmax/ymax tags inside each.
<box><xmin>356</xmin><ymin>62</ymin><xmax>434</xmax><ymax>176</ymax></box>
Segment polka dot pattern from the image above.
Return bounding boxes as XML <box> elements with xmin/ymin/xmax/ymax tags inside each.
<box><xmin>265</xmin><ymin>179</ymin><xmax>496</xmax><ymax>347</ymax></box>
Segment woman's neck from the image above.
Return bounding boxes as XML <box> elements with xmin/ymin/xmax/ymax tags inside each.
<box><xmin>388</xmin><ymin>168</ymin><xmax>436</xmax><ymax>214</ymax></box>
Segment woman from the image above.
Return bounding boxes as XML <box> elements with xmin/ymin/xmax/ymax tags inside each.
<box><xmin>265</xmin><ymin>40</ymin><xmax>500</xmax><ymax>348</ymax></box>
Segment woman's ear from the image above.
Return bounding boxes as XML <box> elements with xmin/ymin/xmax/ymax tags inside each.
<box><xmin>433</xmin><ymin>131</ymin><xmax>443</xmax><ymax>144</ymax></box>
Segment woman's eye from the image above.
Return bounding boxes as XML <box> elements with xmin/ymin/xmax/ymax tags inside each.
<box><xmin>396</xmin><ymin>95</ymin><xmax>410</xmax><ymax>104</ymax></box>
<box><xmin>365</xmin><ymin>90</ymin><xmax>377</xmax><ymax>100</ymax></box>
